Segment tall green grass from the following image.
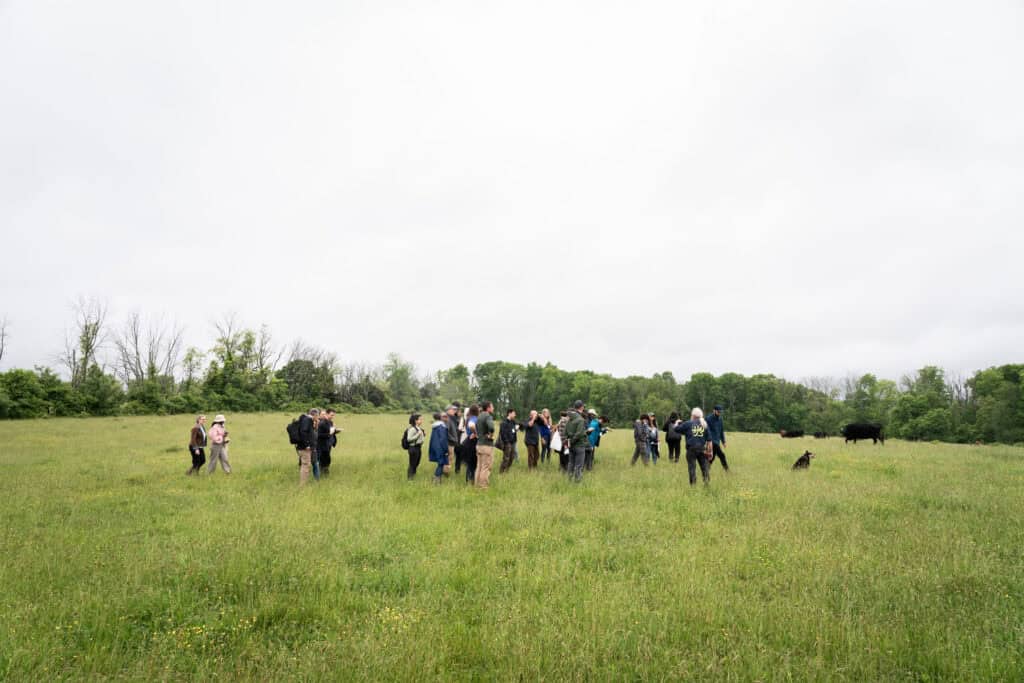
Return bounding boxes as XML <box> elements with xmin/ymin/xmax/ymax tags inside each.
<box><xmin>0</xmin><ymin>414</ymin><xmax>1021</xmax><ymax>680</ymax></box>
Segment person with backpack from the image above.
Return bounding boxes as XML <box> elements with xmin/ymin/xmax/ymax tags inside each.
<box><xmin>317</xmin><ymin>408</ymin><xmax>338</xmax><ymax>477</ymax></box>
<box><xmin>428</xmin><ymin>412</ymin><xmax>449</xmax><ymax>484</ymax></box>
<box><xmin>663</xmin><ymin>412</ymin><xmax>682</xmax><ymax>463</ymax></box>
<box><xmin>631</xmin><ymin>414</ymin><xmax>651</xmax><ymax>466</ymax></box>
<box><xmin>403</xmin><ymin>413</ymin><xmax>426</xmax><ymax>480</ymax></box>
<box><xmin>295</xmin><ymin>408</ymin><xmax>318</xmax><ymax>486</ymax></box>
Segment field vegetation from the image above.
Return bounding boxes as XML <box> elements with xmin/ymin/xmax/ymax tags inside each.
<box><xmin>1</xmin><ymin>414</ymin><xmax>1021</xmax><ymax>680</ymax></box>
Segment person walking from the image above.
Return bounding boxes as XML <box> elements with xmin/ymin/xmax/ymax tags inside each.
<box><xmin>499</xmin><ymin>408</ymin><xmax>518</xmax><ymax>473</ymax></box>
<box><xmin>565</xmin><ymin>400</ymin><xmax>589</xmax><ymax>482</ymax></box>
<box><xmin>428</xmin><ymin>412</ymin><xmax>449</xmax><ymax>484</ymax></box>
<box><xmin>296</xmin><ymin>408</ymin><xmax>318</xmax><ymax>485</ymax></box>
<box><xmin>207</xmin><ymin>414</ymin><xmax>232</xmax><ymax>474</ymax></box>
<box><xmin>461</xmin><ymin>404</ymin><xmax>480</xmax><ymax>482</ymax></box>
<box><xmin>317</xmin><ymin>408</ymin><xmax>338</xmax><ymax>477</ymax></box>
<box><xmin>631</xmin><ymin>414</ymin><xmax>651</xmax><ymax>466</ymax></box>
<box><xmin>187</xmin><ymin>414</ymin><xmax>207</xmax><ymax>475</ymax></box>
<box><xmin>405</xmin><ymin>413</ymin><xmax>426</xmax><ymax>480</ymax></box>
<box><xmin>707</xmin><ymin>404</ymin><xmax>729</xmax><ymax>471</ymax></box>
<box><xmin>663</xmin><ymin>412</ymin><xmax>682</xmax><ymax>463</ymax></box>
<box><xmin>648</xmin><ymin>413</ymin><xmax>660</xmax><ymax>464</ymax></box>
<box><xmin>674</xmin><ymin>408</ymin><xmax>713</xmax><ymax>485</ymax></box>
<box><xmin>522</xmin><ymin>410</ymin><xmax>542</xmax><ymax>469</ymax></box>
<box><xmin>475</xmin><ymin>401</ymin><xmax>496</xmax><ymax>489</ymax></box>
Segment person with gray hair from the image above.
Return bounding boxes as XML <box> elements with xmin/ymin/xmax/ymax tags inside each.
<box><xmin>296</xmin><ymin>407</ymin><xmax>319</xmax><ymax>486</ymax></box>
<box><xmin>673</xmin><ymin>407</ymin><xmax>713</xmax><ymax>485</ymax></box>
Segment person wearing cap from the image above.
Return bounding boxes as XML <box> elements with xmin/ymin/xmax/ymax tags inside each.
<box><xmin>707</xmin><ymin>405</ymin><xmax>729</xmax><ymax>471</ymax></box>
<box><xmin>187</xmin><ymin>414</ymin><xmax>207</xmax><ymax>475</ymax></box>
<box><xmin>207</xmin><ymin>414</ymin><xmax>231</xmax><ymax>474</ymax></box>
<box><xmin>564</xmin><ymin>400</ymin><xmax>588</xmax><ymax>482</ymax></box>
<box><xmin>674</xmin><ymin>408</ymin><xmax>713</xmax><ymax>485</ymax></box>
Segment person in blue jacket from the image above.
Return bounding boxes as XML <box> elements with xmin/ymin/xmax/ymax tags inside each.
<box><xmin>585</xmin><ymin>410</ymin><xmax>602</xmax><ymax>470</ymax></box>
<box><xmin>673</xmin><ymin>408</ymin><xmax>713</xmax><ymax>485</ymax></box>
<box><xmin>707</xmin><ymin>404</ymin><xmax>729</xmax><ymax>471</ymax></box>
<box><xmin>428</xmin><ymin>412</ymin><xmax>449</xmax><ymax>484</ymax></box>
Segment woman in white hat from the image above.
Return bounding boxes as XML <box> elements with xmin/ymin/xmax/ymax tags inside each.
<box><xmin>207</xmin><ymin>414</ymin><xmax>232</xmax><ymax>474</ymax></box>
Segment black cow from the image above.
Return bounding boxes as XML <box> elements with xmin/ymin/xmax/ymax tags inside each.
<box><xmin>792</xmin><ymin>450</ymin><xmax>814</xmax><ymax>469</ymax></box>
<box><xmin>779</xmin><ymin>429</ymin><xmax>804</xmax><ymax>438</ymax></box>
<box><xmin>813</xmin><ymin>431</ymin><xmax>830</xmax><ymax>439</ymax></box>
<box><xmin>841</xmin><ymin>423</ymin><xmax>885</xmax><ymax>445</ymax></box>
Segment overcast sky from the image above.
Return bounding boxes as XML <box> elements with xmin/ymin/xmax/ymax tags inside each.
<box><xmin>1</xmin><ymin>0</ymin><xmax>1022</xmax><ymax>384</ymax></box>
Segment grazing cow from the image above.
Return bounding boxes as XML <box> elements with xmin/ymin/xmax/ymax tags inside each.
<box><xmin>779</xmin><ymin>429</ymin><xmax>805</xmax><ymax>438</ymax></box>
<box><xmin>841</xmin><ymin>423</ymin><xmax>885</xmax><ymax>445</ymax></box>
<box><xmin>792</xmin><ymin>450</ymin><xmax>814</xmax><ymax>469</ymax></box>
<box><xmin>813</xmin><ymin>431</ymin><xmax>830</xmax><ymax>439</ymax></box>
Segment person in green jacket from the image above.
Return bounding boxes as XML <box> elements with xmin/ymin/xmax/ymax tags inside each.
<box><xmin>564</xmin><ymin>400</ymin><xmax>589</xmax><ymax>482</ymax></box>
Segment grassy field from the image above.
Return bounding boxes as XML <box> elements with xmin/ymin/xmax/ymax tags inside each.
<box><xmin>0</xmin><ymin>413</ymin><xmax>1022</xmax><ymax>681</ymax></box>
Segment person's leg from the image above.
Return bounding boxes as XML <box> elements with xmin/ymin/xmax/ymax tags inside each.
<box><xmin>320</xmin><ymin>447</ymin><xmax>331</xmax><ymax>477</ymax></box>
<box><xmin>541</xmin><ymin>439</ymin><xmax>550</xmax><ymax>462</ymax></box>
<box><xmin>434</xmin><ymin>457</ymin><xmax>445</xmax><ymax>482</ymax></box>
<box><xmin>559</xmin><ymin>447</ymin><xmax>569</xmax><ymax>472</ymax></box>
<box><xmin>670</xmin><ymin>440</ymin><xmax>680</xmax><ymax>462</ymax></box>
<box><xmin>476</xmin><ymin>445</ymin><xmax>493</xmax><ymax>489</ymax></box>
<box><xmin>312</xmin><ymin>449</ymin><xmax>320</xmax><ymax>481</ymax></box>
<box><xmin>449</xmin><ymin>445</ymin><xmax>457</xmax><ymax>473</ymax></box>
<box><xmin>642</xmin><ymin>443</ymin><xmax>650</xmax><ymax>466</ymax></box>
<box><xmin>714</xmin><ymin>443</ymin><xmax>729</xmax><ymax>471</ymax></box>
<box><xmin>584</xmin><ymin>447</ymin><xmax>594</xmax><ymax>471</ymax></box>
<box><xmin>527</xmin><ymin>444</ymin><xmax>539</xmax><ymax>469</ymax></box>
<box><xmin>207</xmin><ymin>445</ymin><xmax>219</xmax><ymax>474</ymax></box>
<box><xmin>650</xmin><ymin>443</ymin><xmax>659</xmax><ymax>464</ymax></box>
<box><xmin>407</xmin><ymin>447</ymin><xmax>416</xmax><ymax>479</ymax></box>
<box><xmin>572</xmin><ymin>445</ymin><xmax>586</xmax><ymax>482</ymax></box>
<box><xmin>500</xmin><ymin>444</ymin><xmax>515</xmax><ymax>473</ymax></box>
<box><xmin>685</xmin><ymin>448</ymin><xmax>698</xmax><ymax>485</ymax></box>
<box><xmin>631</xmin><ymin>443</ymin><xmax>641</xmax><ymax>465</ymax></box>
<box><xmin>698</xmin><ymin>451</ymin><xmax>711</xmax><ymax>483</ymax></box>
<box><xmin>219</xmin><ymin>446</ymin><xmax>231</xmax><ymax>474</ymax></box>
<box><xmin>298</xmin><ymin>448</ymin><xmax>312</xmax><ymax>485</ymax></box>
<box><xmin>465</xmin><ymin>444</ymin><xmax>477</xmax><ymax>482</ymax></box>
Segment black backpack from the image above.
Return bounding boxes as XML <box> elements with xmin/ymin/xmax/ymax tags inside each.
<box><xmin>401</xmin><ymin>428</ymin><xmax>410</xmax><ymax>450</ymax></box>
<box><xmin>286</xmin><ymin>416</ymin><xmax>302</xmax><ymax>445</ymax></box>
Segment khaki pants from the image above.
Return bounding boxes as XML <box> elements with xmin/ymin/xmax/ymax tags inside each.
<box><xmin>475</xmin><ymin>445</ymin><xmax>494</xmax><ymax>489</ymax></box>
<box><xmin>297</xmin><ymin>448</ymin><xmax>312</xmax><ymax>485</ymax></box>
<box><xmin>207</xmin><ymin>443</ymin><xmax>231</xmax><ymax>473</ymax></box>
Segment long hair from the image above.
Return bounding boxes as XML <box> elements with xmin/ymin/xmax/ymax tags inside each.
<box><xmin>691</xmin><ymin>407</ymin><xmax>707</xmax><ymax>429</ymax></box>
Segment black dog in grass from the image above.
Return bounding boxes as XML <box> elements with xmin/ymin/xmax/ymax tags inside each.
<box><xmin>792</xmin><ymin>450</ymin><xmax>814</xmax><ymax>470</ymax></box>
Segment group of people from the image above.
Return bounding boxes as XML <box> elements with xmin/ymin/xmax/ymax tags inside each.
<box><xmin>187</xmin><ymin>413</ymin><xmax>231</xmax><ymax>475</ymax></box>
<box><xmin>401</xmin><ymin>401</ymin><xmax>730</xmax><ymax>486</ymax></box>
<box><xmin>292</xmin><ymin>408</ymin><xmax>340</xmax><ymax>484</ymax></box>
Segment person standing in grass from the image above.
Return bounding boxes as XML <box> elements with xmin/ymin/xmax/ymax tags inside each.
<box><xmin>405</xmin><ymin>413</ymin><xmax>426</xmax><ymax>480</ymax></box>
<box><xmin>631</xmin><ymin>414</ymin><xmax>651</xmax><ymax>466</ymax></box>
<box><xmin>296</xmin><ymin>408</ymin><xmax>318</xmax><ymax>486</ymax></box>
<box><xmin>521</xmin><ymin>409</ymin><xmax>542</xmax><ymax>469</ymax></box>
<box><xmin>461</xmin><ymin>404</ymin><xmax>480</xmax><ymax>482</ymax></box>
<box><xmin>187</xmin><ymin>414</ymin><xmax>207</xmax><ymax>475</ymax></box>
<box><xmin>475</xmin><ymin>401</ymin><xmax>496</xmax><ymax>489</ymax></box>
<box><xmin>707</xmin><ymin>404</ymin><xmax>729</xmax><ymax>472</ymax></box>
<box><xmin>207</xmin><ymin>414</ymin><xmax>231</xmax><ymax>474</ymax></box>
<box><xmin>648</xmin><ymin>413</ymin><xmax>660</xmax><ymax>464</ymax></box>
<box><xmin>585</xmin><ymin>409</ymin><xmax>600</xmax><ymax>471</ymax></box>
<box><xmin>674</xmin><ymin>408</ymin><xmax>713</xmax><ymax>485</ymax></box>
<box><xmin>555</xmin><ymin>410</ymin><xmax>570</xmax><ymax>472</ymax></box>
<box><xmin>663</xmin><ymin>412</ymin><xmax>682</xmax><ymax>463</ymax></box>
<box><xmin>317</xmin><ymin>408</ymin><xmax>338</xmax><ymax>478</ymax></box>
<box><xmin>539</xmin><ymin>408</ymin><xmax>553</xmax><ymax>464</ymax></box>
<box><xmin>564</xmin><ymin>400</ymin><xmax>589</xmax><ymax>482</ymax></box>
<box><xmin>445</xmin><ymin>404</ymin><xmax>462</xmax><ymax>474</ymax></box>
<box><xmin>311</xmin><ymin>410</ymin><xmax>322</xmax><ymax>481</ymax></box>
<box><xmin>428</xmin><ymin>412</ymin><xmax>449</xmax><ymax>484</ymax></box>
<box><xmin>499</xmin><ymin>408</ymin><xmax>518</xmax><ymax>473</ymax></box>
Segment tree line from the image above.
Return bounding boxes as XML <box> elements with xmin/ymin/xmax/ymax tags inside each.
<box><xmin>0</xmin><ymin>302</ymin><xmax>1021</xmax><ymax>444</ymax></box>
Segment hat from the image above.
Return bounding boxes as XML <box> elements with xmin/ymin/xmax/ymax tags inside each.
<box><xmin>588</xmin><ymin>409</ymin><xmax>597</xmax><ymax>416</ymax></box>
<box><xmin>445</xmin><ymin>404</ymin><xmax>457</xmax><ymax>412</ymax></box>
<box><xmin>213</xmin><ymin>414</ymin><xmax>226</xmax><ymax>423</ymax></box>
<box><xmin>573</xmin><ymin>400</ymin><xmax>585</xmax><ymax>409</ymax></box>
<box><xmin>714</xmin><ymin>405</ymin><xmax>723</xmax><ymax>411</ymax></box>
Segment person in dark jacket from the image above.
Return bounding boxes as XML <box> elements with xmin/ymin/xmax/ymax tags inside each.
<box><xmin>707</xmin><ymin>405</ymin><xmax>729</xmax><ymax>471</ymax></box>
<box><xmin>564</xmin><ymin>400</ymin><xmax>588</xmax><ymax>482</ymax></box>
<box><xmin>499</xmin><ymin>408</ymin><xmax>518</xmax><ymax>473</ymax></box>
<box><xmin>444</xmin><ymin>404</ymin><xmax>462</xmax><ymax>473</ymax></box>
<box><xmin>631</xmin><ymin>415</ymin><xmax>651</xmax><ymax>466</ymax></box>
<box><xmin>317</xmin><ymin>408</ymin><xmax>337</xmax><ymax>477</ymax></box>
<box><xmin>647</xmin><ymin>413</ymin><xmax>660</xmax><ymax>464</ymax></box>
<box><xmin>296</xmin><ymin>408</ymin><xmax>318</xmax><ymax>486</ymax></box>
<box><xmin>405</xmin><ymin>413</ymin><xmax>426</xmax><ymax>480</ymax></box>
<box><xmin>663</xmin><ymin>412</ymin><xmax>682</xmax><ymax>463</ymax></box>
<box><xmin>674</xmin><ymin>408</ymin><xmax>712</xmax><ymax>485</ymax></box>
<box><xmin>521</xmin><ymin>410</ymin><xmax>542</xmax><ymax>469</ymax></box>
<box><xmin>461</xmin><ymin>404</ymin><xmax>480</xmax><ymax>482</ymax></box>
<box><xmin>187</xmin><ymin>414</ymin><xmax>207</xmax><ymax>475</ymax></box>
<box><xmin>428</xmin><ymin>412</ymin><xmax>449</xmax><ymax>484</ymax></box>
<box><xmin>539</xmin><ymin>408</ymin><xmax>552</xmax><ymax>463</ymax></box>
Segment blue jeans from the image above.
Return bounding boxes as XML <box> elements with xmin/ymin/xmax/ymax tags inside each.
<box><xmin>649</xmin><ymin>442</ymin><xmax>660</xmax><ymax>464</ymax></box>
<box><xmin>434</xmin><ymin>454</ymin><xmax>448</xmax><ymax>478</ymax></box>
<box><xmin>312</xmin><ymin>450</ymin><xmax>321</xmax><ymax>481</ymax></box>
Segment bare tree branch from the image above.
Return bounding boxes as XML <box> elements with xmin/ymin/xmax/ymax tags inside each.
<box><xmin>0</xmin><ymin>316</ymin><xmax>8</xmax><ymax>365</ymax></box>
<box><xmin>61</xmin><ymin>297</ymin><xmax>108</xmax><ymax>386</ymax></box>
